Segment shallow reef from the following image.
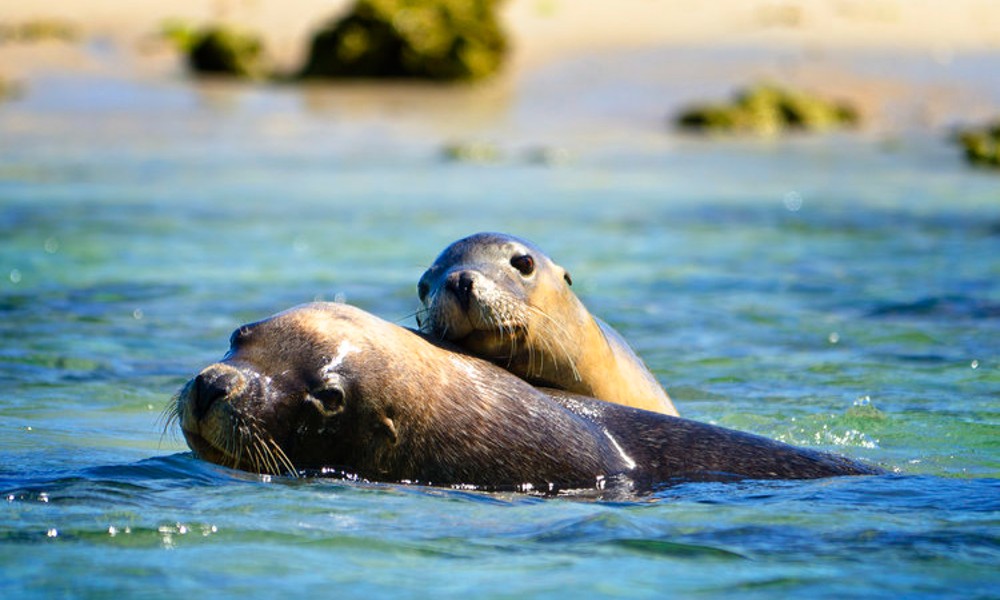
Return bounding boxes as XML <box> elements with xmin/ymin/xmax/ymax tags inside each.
<box><xmin>675</xmin><ymin>84</ymin><xmax>860</xmax><ymax>135</ymax></box>
<box><xmin>955</xmin><ymin>121</ymin><xmax>1000</xmax><ymax>169</ymax></box>
<box><xmin>300</xmin><ymin>0</ymin><xmax>508</xmax><ymax>81</ymax></box>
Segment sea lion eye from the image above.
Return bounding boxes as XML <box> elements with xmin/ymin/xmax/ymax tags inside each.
<box><xmin>417</xmin><ymin>281</ymin><xmax>430</xmax><ymax>303</ymax></box>
<box><xmin>510</xmin><ymin>254</ymin><xmax>535</xmax><ymax>276</ymax></box>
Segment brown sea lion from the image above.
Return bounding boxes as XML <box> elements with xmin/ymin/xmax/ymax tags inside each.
<box><xmin>416</xmin><ymin>232</ymin><xmax>679</xmax><ymax>416</ymax></box>
<box><xmin>168</xmin><ymin>302</ymin><xmax>879</xmax><ymax>490</ymax></box>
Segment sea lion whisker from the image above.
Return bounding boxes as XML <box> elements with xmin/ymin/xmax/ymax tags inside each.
<box><xmin>157</xmin><ymin>398</ymin><xmax>183</xmax><ymax>446</ymax></box>
<box><xmin>254</xmin><ymin>426</ymin><xmax>283</xmax><ymax>476</ymax></box>
<box><xmin>268</xmin><ymin>437</ymin><xmax>299</xmax><ymax>477</ymax></box>
<box><xmin>526</xmin><ymin>305</ymin><xmax>581</xmax><ymax>382</ymax></box>
<box><xmin>398</xmin><ymin>308</ymin><xmax>428</xmax><ymax>328</ymax></box>
<box><xmin>245</xmin><ymin>424</ymin><xmax>267</xmax><ymax>473</ymax></box>
<box><xmin>488</xmin><ymin>313</ymin><xmax>516</xmax><ymax>369</ymax></box>
<box><xmin>241</xmin><ymin>415</ymin><xmax>294</xmax><ymax>476</ymax></box>
<box><xmin>242</xmin><ymin>421</ymin><xmax>262</xmax><ymax>473</ymax></box>
<box><xmin>507</xmin><ymin>322</ymin><xmax>520</xmax><ymax>371</ymax></box>
<box><xmin>230</xmin><ymin>418</ymin><xmax>246</xmax><ymax>471</ymax></box>
<box><xmin>259</xmin><ymin>439</ymin><xmax>277</xmax><ymax>475</ymax></box>
<box><xmin>536</xmin><ymin>336</ymin><xmax>558</xmax><ymax>379</ymax></box>
<box><xmin>246</xmin><ymin>427</ymin><xmax>266</xmax><ymax>474</ymax></box>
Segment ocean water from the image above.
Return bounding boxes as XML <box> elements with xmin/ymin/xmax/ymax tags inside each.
<box><xmin>1</xmin><ymin>46</ymin><xmax>998</xmax><ymax>598</ymax></box>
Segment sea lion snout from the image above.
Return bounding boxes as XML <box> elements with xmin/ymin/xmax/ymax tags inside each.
<box><xmin>191</xmin><ymin>363</ymin><xmax>246</xmax><ymax>419</ymax></box>
<box><xmin>445</xmin><ymin>270</ymin><xmax>478</xmax><ymax>311</ymax></box>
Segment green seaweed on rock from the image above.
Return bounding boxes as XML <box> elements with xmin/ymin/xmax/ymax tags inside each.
<box><xmin>676</xmin><ymin>84</ymin><xmax>860</xmax><ymax>135</ymax></box>
<box><xmin>186</xmin><ymin>26</ymin><xmax>266</xmax><ymax>78</ymax></box>
<box><xmin>300</xmin><ymin>0</ymin><xmax>508</xmax><ymax>81</ymax></box>
<box><xmin>955</xmin><ymin>121</ymin><xmax>1000</xmax><ymax>169</ymax></box>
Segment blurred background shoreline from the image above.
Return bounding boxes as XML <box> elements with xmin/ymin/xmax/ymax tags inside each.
<box><xmin>3</xmin><ymin>0</ymin><xmax>999</xmax><ymax>141</ymax></box>
<box><xmin>3</xmin><ymin>0</ymin><xmax>1000</xmax><ymax>75</ymax></box>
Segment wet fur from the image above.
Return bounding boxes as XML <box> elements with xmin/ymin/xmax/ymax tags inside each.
<box><xmin>417</xmin><ymin>232</ymin><xmax>679</xmax><ymax>416</ymax></box>
<box><xmin>173</xmin><ymin>302</ymin><xmax>879</xmax><ymax>489</ymax></box>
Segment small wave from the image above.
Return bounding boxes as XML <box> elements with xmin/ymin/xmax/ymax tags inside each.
<box><xmin>609</xmin><ymin>538</ymin><xmax>747</xmax><ymax>560</ymax></box>
<box><xmin>0</xmin><ymin>453</ymin><xmax>261</xmax><ymax>505</ymax></box>
<box><xmin>867</xmin><ymin>295</ymin><xmax>1000</xmax><ymax>320</ymax></box>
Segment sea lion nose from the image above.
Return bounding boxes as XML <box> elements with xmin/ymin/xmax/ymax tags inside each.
<box><xmin>446</xmin><ymin>270</ymin><xmax>477</xmax><ymax>310</ymax></box>
<box><xmin>193</xmin><ymin>365</ymin><xmax>243</xmax><ymax>419</ymax></box>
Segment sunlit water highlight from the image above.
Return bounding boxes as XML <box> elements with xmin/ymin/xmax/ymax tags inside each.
<box><xmin>1</xmin><ymin>46</ymin><xmax>998</xmax><ymax>597</ymax></box>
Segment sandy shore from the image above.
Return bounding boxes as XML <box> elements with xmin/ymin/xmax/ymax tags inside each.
<box><xmin>1</xmin><ymin>0</ymin><xmax>999</xmax><ymax>77</ymax></box>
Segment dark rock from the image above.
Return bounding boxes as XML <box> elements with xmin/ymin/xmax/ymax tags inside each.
<box><xmin>300</xmin><ymin>0</ymin><xmax>508</xmax><ymax>81</ymax></box>
<box><xmin>187</xmin><ymin>26</ymin><xmax>266</xmax><ymax>78</ymax></box>
<box><xmin>956</xmin><ymin>121</ymin><xmax>1000</xmax><ymax>169</ymax></box>
<box><xmin>676</xmin><ymin>84</ymin><xmax>861</xmax><ymax>135</ymax></box>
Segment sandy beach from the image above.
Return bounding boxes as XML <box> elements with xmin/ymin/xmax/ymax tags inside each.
<box><xmin>2</xmin><ymin>0</ymin><xmax>999</xmax><ymax>77</ymax></box>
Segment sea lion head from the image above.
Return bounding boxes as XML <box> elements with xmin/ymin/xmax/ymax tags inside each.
<box><xmin>416</xmin><ymin>232</ymin><xmax>576</xmax><ymax>365</ymax></box>
<box><xmin>168</xmin><ymin>303</ymin><xmax>404</xmax><ymax>476</ymax></box>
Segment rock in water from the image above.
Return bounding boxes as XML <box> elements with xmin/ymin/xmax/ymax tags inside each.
<box><xmin>188</xmin><ymin>26</ymin><xmax>266</xmax><ymax>78</ymax></box>
<box><xmin>300</xmin><ymin>0</ymin><xmax>508</xmax><ymax>81</ymax></box>
<box><xmin>676</xmin><ymin>84</ymin><xmax>860</xmax><ymax>135</ymax></box>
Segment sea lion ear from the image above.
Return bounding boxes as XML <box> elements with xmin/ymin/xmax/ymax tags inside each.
<box><xmin>563</xmin><ymin>270</ymin><xmax>573</xmax><ymax>286</ymax></box>
<box><xmin>379</xmin><ymin>416</ymin><xmax>399</xmax><ymax>446</ymax></box>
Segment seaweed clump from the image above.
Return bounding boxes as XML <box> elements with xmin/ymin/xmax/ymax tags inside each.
<box><xmin>955</xmin><ymin>121</ymin><xmax>1000</xmax><ymax>169</ymax></box>
<box><xmin>186</xmin><ymin>26</ymin><xmax>266</xmax><ymax>78</ymax></box>
<box><xmin>300</xmin><ymin>0</ymin><xmax>508</xmax><ymax>81</ymax></box>
<box><xmin>676</xmin><ymin>84</ymin><xmax>860</xmax><ymax>135</ymax></box>
<box><xmin>0</xmin><ymin>19</ymin><xmax>79</xmax><ymax>44</ymax></box>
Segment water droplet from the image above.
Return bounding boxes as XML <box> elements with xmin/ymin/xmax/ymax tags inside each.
<box><xmin>9</xmin><ymin>269</ymin><xmax>22</xmax><ymax>284</ymax></box>
<box><xmin>108</xmin><ymin>526</ymin><xmax>118</xmax><ymax>537</ymax></box>
<box><xmin>853</xmin><ymin>395</ymin><xmax>871</xmax><ymax>407</ymax></box>
<box><xmin>334</xmin><ymin>292</ymin><xmax>347</xmax><ymax>303</ymax></box>
<box><xmin>133</xmin><ymin>308</ymin><xmax>144</xmax><ymax>320</ymax></box>
<box><xmin>970</xmin><ymin>360</ymin><xmax>979</xmax><ymax>369</ymax></box>
<box><xmin>783</xmin><ymin>191</ymin><xmax>803</xmax><ymax>212</ymax></box>
<box><xmin>43</xmin><ymin>237</ymin><xmax>59</xmax><ymax>254</ymax></box>
<box><xmin>46</xmin><ymin>528</ymin><xmax>58</xmax><ymax>538</ymax></box>
<box><xmin>38</xmin><ymin>493</ymin><xmax>49</xmax><ymax>503</ymax></box>
<box><xmin>828</xmin><ymin>332</ymin><xmax>840</xmax><ymax>344</ymax></box>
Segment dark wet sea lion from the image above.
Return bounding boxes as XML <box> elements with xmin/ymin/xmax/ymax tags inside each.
<box><xmin>416</xmin><ymin>232</ymin><xmax>679</xmax><ymax>416</ymax></box>
<box><xmin>169</xmin><ymin>302</ymin><xmax>879</xmax><ymax>490</ymax></box>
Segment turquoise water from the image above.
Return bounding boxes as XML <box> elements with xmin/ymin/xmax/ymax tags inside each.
<box><xmin>2</xmin><ymin>47</ymin><xmax>999</xmax><ymax>597</ymax></box>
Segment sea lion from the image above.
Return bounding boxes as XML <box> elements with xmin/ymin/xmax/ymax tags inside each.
<box><xmin>416</xmin><ymin>232</ymin><xmax>679</xmax><ymax>416</ymax></box>
<box><xmin>168</xmin><ymin>302</ymin><xmax>879</xmax><ymax>490</ymax></box>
